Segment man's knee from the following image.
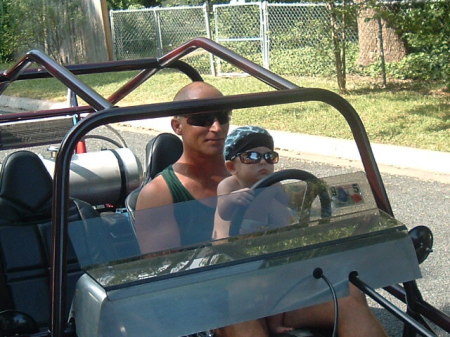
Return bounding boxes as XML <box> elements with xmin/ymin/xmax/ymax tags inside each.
<box><xmin>341</xmin><ymin>284</ymin><xmax>369</xmax><ymax>307</ymax></box>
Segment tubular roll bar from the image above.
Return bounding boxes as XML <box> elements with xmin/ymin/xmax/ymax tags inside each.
<box><xmin>158</xmin><ymin>37</ymin><xmax>299</xmax><ymax>90</ymax></box>
<box><xmin>0</xmin><ymin>50</ymin><xmax>112</xmax><ymax>111</ymax></box>
<box><xmin>5</xmin><ymin>38</ymin><xmax>441</xmax><ymax>336</ymax></box>
<box><xmin>0</xmin><ymin>57</ymin><xmax>203</xmax><ymax>119</ymax></box>
<box><xmin>1</xmin><ymin>38</ymin><xmax>392</xmax><ymax>216</ymax></box>
<box><xmin>0</xmin><ymin>58</ymin><xmax>201</xmax><ymax>81</ymax></box>
<box><xmin>0</xmin><ymin>106</ymin><xmax>93</xmax><ymax>123</ymax></box>
<box><xmin>155</xmin><ymin>37</ymin><xmax>392</xmax><ymax>215</ymax></box>
<box><xmin>51</xmin><ymin>88</ymin><xmax>390</xmax><ymax>337</ymax></box>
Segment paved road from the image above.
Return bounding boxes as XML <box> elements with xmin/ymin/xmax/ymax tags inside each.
<box><xmin>110</xmin><ymin>125</ymin><xmax>449</xmax><ymax>337</ymax></box>
<box><xmin>1</xmin><ymin>124</ymin><xmax>448</xmax><ymax>336</ymax></box>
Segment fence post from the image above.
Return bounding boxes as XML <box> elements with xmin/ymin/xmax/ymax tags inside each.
<box><xmin>109</xmin><ymin>10</ymin><xmax>118</xmax><ymax>60</ymax></box>
<box><xmin>154</xmin><ymin>9</ymin><xmax>164</xmax><ymax>57</ymax></box>
<box><xmin>213</xmin><ymin>5</ymin><xmax>222</xmax><ymax>75</ymax></box>
<box><xmin>204</xmin><ymin>3</ymin><xmax>216</xmax><ymax>76</ymax></box>
<box><xmin>261</xmin><ymin>1</ymin><xmax>270</xmax><ymax>69</ymax></box>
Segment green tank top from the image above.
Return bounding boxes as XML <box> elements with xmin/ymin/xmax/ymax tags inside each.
<box><xmin>160</xmin><ymin>165</ymin><xmax>215</xmax><ymax>245</ymax></box>
<box><xmin>160</xmin><ymin>165</ymin><xmax>195</xmax><ymax>203</ymax></box>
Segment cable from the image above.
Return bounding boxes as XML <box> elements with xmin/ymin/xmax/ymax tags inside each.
<box><xmin>313</xmin><ymin>268</ymin><xmax>339</xmax><ymax>337</ymax></box>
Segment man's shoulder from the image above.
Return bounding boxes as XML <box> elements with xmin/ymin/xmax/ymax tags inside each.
<box><xmin>136</xmin><ymin>175</ymin><xmax>172</xmax><ymax>210</ymax></box>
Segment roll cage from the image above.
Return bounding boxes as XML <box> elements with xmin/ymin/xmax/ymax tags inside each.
<box><xmin>0</xmin><ymin>38</ymin><xmax>448</xmax><ymax>337</ymax></box>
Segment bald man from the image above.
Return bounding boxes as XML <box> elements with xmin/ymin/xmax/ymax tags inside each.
<box><xmin>135</xmin><ymin>81</ymin><xmax>231</xmax><ymax>252</ymax></box>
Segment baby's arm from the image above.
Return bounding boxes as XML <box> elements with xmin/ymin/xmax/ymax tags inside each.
<box><xmin>213</xmin><ymin>177</ymin><xmax>254</xmax><ymax>240</ymax></box>
<box><xmin>217</xmin><ymin>177</ymin><xmax>254</xmax><ymax>221</ymax></box>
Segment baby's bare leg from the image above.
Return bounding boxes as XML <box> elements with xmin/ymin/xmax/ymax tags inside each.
<box><xmin>215</xmin><ymin>319</ymin><xmax>268</xmax><ymax>337</ymax></box>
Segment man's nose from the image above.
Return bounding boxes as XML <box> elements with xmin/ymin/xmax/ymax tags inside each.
<box><xmin>209</xmin><ymin>118</ymin><xmax>222</xmax><ymax>131</ymax></box>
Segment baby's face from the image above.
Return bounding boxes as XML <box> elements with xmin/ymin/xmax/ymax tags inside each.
<box><xmin>233</xmin><ymin>146</ymin><xmax>277</xmax><ymax>187</ymax></box>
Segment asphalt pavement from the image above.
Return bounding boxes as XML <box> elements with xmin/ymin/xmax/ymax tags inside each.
<box><xmin>1</xmin><ymin>95</ymin><xmax>449</xmax><ymax>181</ymax></box>
<box><xmin>1</xmin><ymin>95</ymin><xmax>449</xmax><ymax>336</ymax></box>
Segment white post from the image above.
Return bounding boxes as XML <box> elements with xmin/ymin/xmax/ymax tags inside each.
<box><xmin>204</xmin><ymin>3</ymin><xmax>216</xmax><ymax>76</ymax></box>
<box><xmin>213</xmin><ymin>5</ymin><xmax>222</xmax><ymax>75</ymax></box>
<box><xmin>261</xmin><ymin>1</ymin><xmax>270</xmax><ymax>69</ymax></box>
<box><xmin>154</xmin><ymin>9</ymin><xmax>164</xmax><ymax>57</ymax></box>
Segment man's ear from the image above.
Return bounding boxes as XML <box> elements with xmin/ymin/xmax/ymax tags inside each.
<box><xmin>171</xmin><ymin>117</ymin><xmax>183</xmax><ymax>135</ymax></box>
<box><xmin>225</xmin><ymin>160</ymin><xmax>237</xmax><ymax>174</ymax></box>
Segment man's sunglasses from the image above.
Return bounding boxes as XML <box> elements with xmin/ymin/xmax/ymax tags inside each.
<box><xmin>185</xmin><ymin>111</ymin><xmax>231</xmax><ymax>127</ymax></box>
<box><xmin>232</xmin><ymin>150</ymin><xmax>279</xmax><ymax>164</ymax></box>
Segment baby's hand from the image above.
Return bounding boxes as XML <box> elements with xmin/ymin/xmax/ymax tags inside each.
<box><xmin>230</xmin><ymin>188</ymin><xmax>254</xmax><ymax>207</ymax></box>
<box><xmin>217</xmin><ymin>188</ymin><xmax>255</xmax><ymax>220</ymax></box>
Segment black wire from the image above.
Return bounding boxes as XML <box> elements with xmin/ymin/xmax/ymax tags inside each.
<box><xmin>313</xmin><ymin>268</ymin><xmax>339</xmax><ymax>337</ymax></box>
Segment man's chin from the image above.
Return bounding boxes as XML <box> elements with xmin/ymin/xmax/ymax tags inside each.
<box><xmin>201</xmin><ymin>146</ymin><xmax>224</xmax><ymax>157</ymax></box>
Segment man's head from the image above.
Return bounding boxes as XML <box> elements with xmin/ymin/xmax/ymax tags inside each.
<box><xmin>224</xmin><ymin>126</ymin><xmax>279</xmax><ymax>186</ymax></box>
<box><xmin>173</xmin><ymin>81</ymin><xmax>224</xmax><ymax>101</ymax></box>
<box><xmin>171</xmin><ymin>82</ymin><xmax>230</xmax><ymax>158</ymax></box>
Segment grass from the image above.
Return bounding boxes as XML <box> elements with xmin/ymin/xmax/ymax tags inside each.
<box><xmin>1</xmin><ymin>64</ymin><xmax>449</xmax><ymax>152</ymax></box>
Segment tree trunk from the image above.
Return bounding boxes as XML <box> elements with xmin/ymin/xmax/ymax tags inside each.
<box><xmin>357</xmin><ymin>4</ymin><xmax>407</xmax><ymax>66</ymax></box>
<box><xmin>327</xmin><ymin>1</ymin><xmax>347</xmax><ymax>92</ymax></box>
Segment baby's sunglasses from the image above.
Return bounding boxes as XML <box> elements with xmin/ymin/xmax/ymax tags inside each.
<box><xmin>232</xmin><ymin>150</ymin><xmax>279</xmax><ymax>164</ymax></box>
<box><xmin>184</xmin><ymin>110</ymin><xmax>231</xmax><ymax>127</ymax></box>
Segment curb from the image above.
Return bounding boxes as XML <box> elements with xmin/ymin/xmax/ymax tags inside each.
<box><xmin>126</xmin><ymin>118</ymin><xmax>450</xmax><ymax>176</ymax></box>
<box><xmin>2</xmin><ymin>96</ymin><xmax>449</xmax><ymax>176</ymax></box>
<box><xmin>0</xmin><ymin>95</ymin><xmax>67</xmax><ymax>111</ymax></box>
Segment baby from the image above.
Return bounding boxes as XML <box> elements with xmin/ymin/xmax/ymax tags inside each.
<box><xmin>213</xmin><ymin>125</ymin><xmax>293</xmax><ymax>335</ymax></box>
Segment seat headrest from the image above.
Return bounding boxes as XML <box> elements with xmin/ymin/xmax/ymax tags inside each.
<box><xmin>0</xmin><ymin>151</ymin><xmax>53</xmax><ymax>213</ymax></box>
<box><xmin>144</xmin><ymin>133</ymin><xmax>183</xmax><ymax>183</ymax></box>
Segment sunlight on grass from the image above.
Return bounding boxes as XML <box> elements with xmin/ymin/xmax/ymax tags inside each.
<box><xmin>1</xmin><ymin>65</ymin><xmax>448</xmax><ymax>152</ymax></box>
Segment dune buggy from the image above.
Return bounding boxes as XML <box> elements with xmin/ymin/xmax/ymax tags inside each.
<box><xmin>0</xmin><ymin>38</ymin><xmax>448</xmax><ymax>337</ymax></box>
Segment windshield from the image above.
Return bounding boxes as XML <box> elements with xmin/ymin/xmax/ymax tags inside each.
<box><xmin>68</xmin><ymin>172</ymin><xmax>417</xmax><ymax>290</ymax></box>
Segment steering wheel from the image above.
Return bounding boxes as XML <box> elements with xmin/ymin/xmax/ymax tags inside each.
<box><xmin>84</xmin><ymin>125</ymin><xmax>128</xmax><ymax>149</ymax></box>
<box><xmin>229</xmin><ymin>169</ymin><xmax>332</xmax><ymax>236</ymax></box>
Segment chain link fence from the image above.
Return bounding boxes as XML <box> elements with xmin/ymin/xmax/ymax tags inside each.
<box><xmin>111</xmin><ymin>4</ymin><xmax>213</xmax><ymax>74</ymax></box>
<box><xmin>267</xmin><ymin>3</ymin><xmax>358</xmax><ymax>77</ymax></box>
<box><xmin>110</xmin><ymin>1</ymin><xmax>358</xmax><ymax>77</ymax></box>
<box><xmin>110</xmin><ymin>1</ymin><xmax>449</xmax><ymax>85</ymax></box>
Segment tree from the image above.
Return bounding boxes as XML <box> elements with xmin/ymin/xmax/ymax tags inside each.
<box><xmin>356</xmin><ymin>0</ymin><xmax>407</xmax><ymax>67</ymax></box>
<box><xmin>326</xmin><ymin>0</ymin><xmax>351</xmax><ymax>92</ymax></box>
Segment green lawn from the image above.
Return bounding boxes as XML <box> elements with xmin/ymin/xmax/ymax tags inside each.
<box><xmin>1</xmin><ymin>66</ymin><xmax>449</xmax><ymax>152</ymax></box>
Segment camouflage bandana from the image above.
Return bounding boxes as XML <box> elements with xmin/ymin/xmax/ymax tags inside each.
<box><xmin>224</xmin><ymin>126</ymin><xmax>274</xmax><ymax>161</ymax></box>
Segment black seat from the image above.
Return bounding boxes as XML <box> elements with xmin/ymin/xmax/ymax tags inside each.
<box><xmin>0</xmin><ymin>151</ymin><xmax>101</xmax><ymax>329</ymax></box>
<box><xmin>125</xmin><ymin>132</ymin><xmax>183</xmax><ymax>224</ymax></box>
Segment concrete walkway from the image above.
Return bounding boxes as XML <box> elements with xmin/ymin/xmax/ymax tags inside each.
<box><xmin>2</xmin><ymin>95</ymin><xmax>449</xmax><ymax>177</ymax></box>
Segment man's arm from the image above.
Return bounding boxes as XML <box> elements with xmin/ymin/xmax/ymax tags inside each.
<box><xmin>134</xmin><ymin>176</ymin><xmax>181</xmax><ymax>254</ymax></box>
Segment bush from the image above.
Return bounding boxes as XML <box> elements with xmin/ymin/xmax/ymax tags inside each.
<box><xmin>387</xmin><ymin>52</ymin><xmax>449</xmax><ymax>82</ymax></box>
<box><xmin>382</xmin><ymin>0</ymin><xmax>449</xmax><ymax>86</ymax></box>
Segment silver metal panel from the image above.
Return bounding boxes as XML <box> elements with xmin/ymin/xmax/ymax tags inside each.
<box><xmin>73</xmin><ymin>232</ymin><xmax>420</xmax><ymax>337</ymax></box>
